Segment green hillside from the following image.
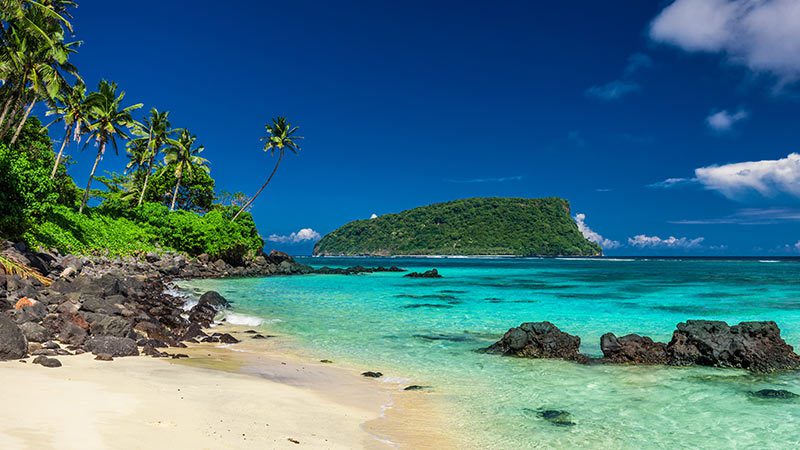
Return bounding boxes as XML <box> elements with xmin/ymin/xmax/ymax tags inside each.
<box><xmin>313</xmin><ymin>197</ymin><xmax>602</xmax><ymax>257</ymax></box>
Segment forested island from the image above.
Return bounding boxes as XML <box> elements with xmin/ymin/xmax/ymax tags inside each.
<box><xmin>313</xmin><ymin>197</ymin><xmax>601</xmax><ymax>257</ymax></box>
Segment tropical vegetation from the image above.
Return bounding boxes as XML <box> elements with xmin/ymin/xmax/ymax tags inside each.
<box><xmin>314</xmin><ymin>197</ymin><xmax>602</xmax><ymax>257</ymax></box>
<box><xmin>0</xmin><ymin>1</ymin><xmax>302</xmax><ymax>262</ymax></box>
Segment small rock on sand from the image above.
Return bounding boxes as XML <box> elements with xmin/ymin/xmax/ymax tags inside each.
<box><xmin>361</xmin><ymin>371</ymin><xmax>383</xmax><ymax>378</ymax></box>
<box><xmin>32</xmin><ymin>355</ymin><xmax>62</xmax><ymax>368</ymax></box>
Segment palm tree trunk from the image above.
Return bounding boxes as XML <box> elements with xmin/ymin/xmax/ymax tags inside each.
<box><xmin>50</xmin><ymin>125</ymin><xmax>72</xmax><ymax>179</ymax></box>
<box><xmin>170</xmin><ymin>171</ymin><xmax>183</xmax><ymax>211</ymax></box>
<box><xmin>231</xmin><ymin>151</ymin><xmax>283</xmax><ymax>222</ymax></box>
<box><xmin>137</xmin><ymin>155</ymin><xmax>155</xmax><ymax>207</ymax></box>
<box><xmin>0</xmin><ymin>98</ymin><xmax>23</xmax><ymax>139</ymax></box>
<box><xmin>0</xmin><ymin>95</ymin><xmax>15</xmax><ymax>131</ymax></box>
<box><xmin>80</xmin><ymin>141</ymin><xmax>105</xmax><ymax>214</ymax></box>
<box><xmin>9</xmin><ymin>99</ymin><xmax>35</xmax><ymax>145</ymax></box>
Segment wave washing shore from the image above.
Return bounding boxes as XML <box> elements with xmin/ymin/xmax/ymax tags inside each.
<box><xmin>182</xmin><ymin>256</ymin><xmax>800</xmax><ymax>449</ymax></box>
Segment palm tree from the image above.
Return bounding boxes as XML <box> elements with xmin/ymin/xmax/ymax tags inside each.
<box><xmin>163</xmin><ymin>129</ymin><xmax>208</xmax><ymax>211</ymax></box>
<box><xmin>45</xmin><ymin>79</ymin><xmax>88</xmax><ymax>178</ymax></box>
<box><xmin>79</xmin><ymin>80</ymin><xmax>142</xmax><ymax>213</ymax></box>
<box><xmin>0</xmin><ymin>1</ymin><xmax>76</xmax><ymax>45</ymax></box>
<box><xmin>126</xmin><ymin>108</ymin><xmax>172</xmax><ymax>206</ymax></box>
<box><xmin>231</xmin><ymin>117</ymin><xmax>301</xmax><ymax>222</ymax></box>
<box><xmin>0</xmin><ymin>4</ymin><xmax>79</xmax><ymax>142</ymax></box>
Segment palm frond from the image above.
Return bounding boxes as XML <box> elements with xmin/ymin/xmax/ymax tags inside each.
<box><xmin>0</xmin><ymin>254</ymin><xmax>52</xmax><ymax>286</ymax></box>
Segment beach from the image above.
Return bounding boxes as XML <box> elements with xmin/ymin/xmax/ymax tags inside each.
<box><xmin>0</xmin><ymin>324</ymin><xmax>454</xmax><ymax>449</ymax></box>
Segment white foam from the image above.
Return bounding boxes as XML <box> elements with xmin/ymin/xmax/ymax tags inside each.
<box><xmin>759</xmin><ymin>260</ymin><xmax>780</xmax><ymax>263</ymax></box>
<box><xmin>556</xmin><ymin>257</ymin><xmax>635</xmax><ymax>262</ymax></box>
<box><xmin>223</xmin><ymin>312</ymin><xmax>268</xmax><ymax>326</ymax></box>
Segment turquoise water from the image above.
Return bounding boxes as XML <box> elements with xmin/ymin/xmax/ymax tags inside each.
<box><xmin>181</xmin><ymin>257</ymin><xmax>800</xmax><ymax>449</ymax></box>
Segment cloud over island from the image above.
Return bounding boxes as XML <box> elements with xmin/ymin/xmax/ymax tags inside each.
<box><xmin>267</xmin><ymin>228</ymin><xmax>321</xmax><ymax>244</ymax></box>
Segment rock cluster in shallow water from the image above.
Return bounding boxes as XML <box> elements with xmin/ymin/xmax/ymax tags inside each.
<box><xmin>486</xmin><ymin>320</ymin><xmax>800</xmax><ymax>373</ymax></box>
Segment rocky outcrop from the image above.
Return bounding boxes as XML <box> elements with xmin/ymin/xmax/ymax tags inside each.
<box><xmin>0</xmin><ymin>240</ymin><xmax>315</xmax><ymax>365</ymax></box>
<box><xmin>484</xmin><ymin>322</ymin><xmax>583</xmax><ymax>361</ymax></box>
<box><xmin>314</xmin><ymin>266</ymin><xmax>406</xmax><ymax>275</ymax></box>
<box><xmin>666</xmin><ymin>320</ymin><xmax>800</xmax><ymax>372</ymax></box>
<box><xmin>600</xmin><ymin>333</ymin><xmax>668</xmax><ymax>365</ymax></box>
<box><xmin>403</xmin><ymin>269</ymin><xmax>442</xmax><ymax>279</ymax></box>
<box><xmin>488</xmin><ymin>320</ymin><xmax>800</xmax><ymax>373</ymax></box>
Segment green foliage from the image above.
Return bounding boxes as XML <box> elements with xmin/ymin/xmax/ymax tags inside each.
<box><xmin>24</xmin><ymin>202</ymin><xmax>264</xmax><ymax>262</ymax></box>
<box><xmin>0</xmin><ymin>117</ymin><xmax>78</xmax><ymax>237</ymax></box>
<box><xmin>24</xmin><ymin>204</ymin><xmax>160</xmax><ymax>255</ymax></box>
<box><xmin>144</xmin><ymin>163</ymin><xmax>215</xmax><ymax>212</ymax></box>
<box><xmin>314</xmin><ymin>197</ymin><xmax>602</xmax><ymax>257</ymax></box>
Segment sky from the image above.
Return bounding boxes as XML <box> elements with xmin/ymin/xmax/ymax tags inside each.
<box><xmin>49</xmin><ymin>0</ymin><xmax>800</xmax><ymax>256</ymax></box>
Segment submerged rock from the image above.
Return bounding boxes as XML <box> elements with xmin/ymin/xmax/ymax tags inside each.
<box><xmin>404</xmin><ymin>269</ymin><xmax>442</xmax><ymax>279</ymax></box>
<box><xmin>600</xmin><ymin>333</ymin><xmax>668</xmax><ymax>365</ymax></box>
<box><xmin>484</xmin><ymin>322</ymin><xmax>583</xmax><ymax>361</ymax></box>
<box><xmin>361</xmin><ymin>371</ymin><xmax>383</xmax><ymax>378</ymax></box>
<box><xmin>403</xmin><ymin>385</ymin><xmax>431</xmax><ymax>391</ymax></box>
<box><xmin>750</xmin><ymin>389</ymin><xmax>799</xmax><ymax>399</ymax></box>
<box><xmin>524</xmin><ymin>408</ymin><xmax>576</xmax><ymax>427</ymax></box>
<box><xmin>666</xmin><ymin>320</ymin><xmax>800</xmax><ymax>372</ymax></box>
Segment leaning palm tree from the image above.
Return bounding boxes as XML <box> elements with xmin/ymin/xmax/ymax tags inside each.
<box><xmin>126</xmin><ymin>108</ymin><xmax>172</xmax><ymax>206</ymax></box>
<box><xmin>0</xmin><ymin>6</ymin><xmax>79</xmax><ymax>143</ymax></box>
<box><xmin>45</xmin><ymin>79</ymin><xmax>88</xmax><ymax>178</ymax></box>
<box><xmin>79</xmin><ymin>80</ymin><xmax>142</xmax><ymax>213</ymax></box>
<box><xmin>163</xmin><ymin>129</ymin><xmax>208</xmax><ymax>211</ymax></box>
<box><xmin>231</xmin><ymin>117</ymin><xmax>301</xmax><ymax>222</ymax></box>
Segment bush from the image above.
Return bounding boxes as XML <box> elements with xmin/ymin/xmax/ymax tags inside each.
<box><xmin>24</xmin><ymin>205</ymin><xmax>160</xmax><ymax>256</ymax></box>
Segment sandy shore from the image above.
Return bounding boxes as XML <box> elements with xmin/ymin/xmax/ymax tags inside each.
<box><xmin>0</xmin><ymin>326</ymin><xmax>455</xmax><ymax>450</ymax></box>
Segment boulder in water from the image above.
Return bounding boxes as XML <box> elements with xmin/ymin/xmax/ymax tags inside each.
<box><xmin>666</xmin><ymin>320</ymin><xmax>800</xmax><ymax>372</ymax></box>
<box><xmin>601</xmin><ymin>333</ymin><xmax>668</xmax><ymax>365</ymax></box>
<box><xmin>484</xmin><ymin>322</ymin><xmax>583</xmax><ymax>361</ymax></box>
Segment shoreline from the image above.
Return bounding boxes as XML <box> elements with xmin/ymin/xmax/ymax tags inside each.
<box><xmin>178</xmin><ymin>323</ymin><xmax>459</xmax><ymax>448</ymax></box>
<box><xmin>0</xmin><ymin>242</ymin><xmax>455</xmax><ymax>449</ymax></box>
<box><xmin>0</xmin><ymin>322</ymin><xmax>457</xmax><ymax>449</ymax></box>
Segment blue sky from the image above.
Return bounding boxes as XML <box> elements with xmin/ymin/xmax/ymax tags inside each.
<box><xmin>50</xmin><ymin>0</ymin><xmax>800</xmax><ymax>255</ymax></box>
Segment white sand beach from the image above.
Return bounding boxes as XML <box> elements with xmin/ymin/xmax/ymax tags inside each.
<box><xmin>0</xmin><ymin>327</ymin><xmax>454</xmax><ymax>450</ymax></box>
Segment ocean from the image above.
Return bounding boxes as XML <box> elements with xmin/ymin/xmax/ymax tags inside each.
<box><xmin>180</xmin><ymin>257</ymin><xmax>800</xmax><ymax>449</ymax></box>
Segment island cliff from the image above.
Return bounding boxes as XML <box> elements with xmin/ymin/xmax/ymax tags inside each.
<box><xmin>313</xmin><ymin>197</ymin><xmax>601</xmax><ymax>257</ymax></box>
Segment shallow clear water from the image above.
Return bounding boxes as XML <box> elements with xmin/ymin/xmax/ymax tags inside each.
<box><xmin>181</xmin><ymin>257</ymin><xmax>800</xmax><ymax>449</ymax></box>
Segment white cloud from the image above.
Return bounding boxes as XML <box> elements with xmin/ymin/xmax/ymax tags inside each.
<box><xmin>650</xmin><ymin>0</ymin><xmax>800</xmax><ymax>85</ymax></box>
<box><xmin>628</xmin><ymin>234</ymin><xmax>705</xmax><ymax>248</ymax></box>
<box><xmin>694</xmin><ymin>153</ymin><xmax>800</xmax><ymax>199</ymax></box>
<box><xmin>795</xmin><ymin>241</ymin><xmax>800</xmax><ymax>252</ymax></box>
<box><xmin>648</xmin><ymin>177</ymin><xmax>694</xmax><ymax>188</ymax></box>
<box><xmin>370</xmin><ymin>213</ymin><xmax>378</xmax><ymax>219</ymax></box>
<box><xmin>575</xmin><ymin>213</ymin><xmax>622</xmax><ymax>249</ymax></box>
<box><xmin>267</xmin><ymin>228</ymin><xmax>321</xmax><ymax>244</ymax></box>
<box><xmin>586</xmin><ymin>80</ymin><xmax>641</xmax><ymax>100</ymax></box>
<box><xmin>706</xmin><ymin>109</ymin><xmax>749</xmax><ymax>131</ymax></box>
